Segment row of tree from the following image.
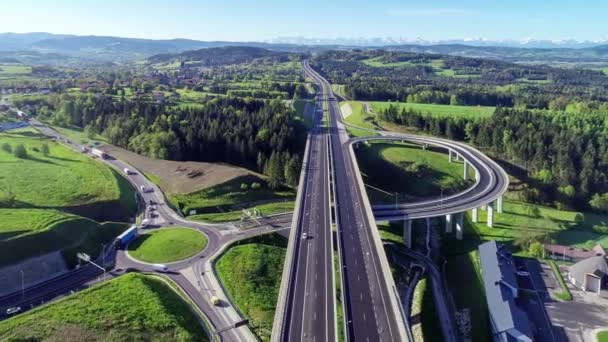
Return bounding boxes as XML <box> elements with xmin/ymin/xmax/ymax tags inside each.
<box><xmin>378</xmin><ymin>104</ymin><xmax>608</xmax><ymax>211</ymax></box>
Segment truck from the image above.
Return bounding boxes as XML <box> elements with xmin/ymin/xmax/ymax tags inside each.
<box><xmin>153</xmin><ymin>264</ymin><xmax>168</xmax><ymax>272</ymax></box>
<box><xmin>210</xmin><ymin>296</ymin><xmax>221</xmax><ymax>306</ymax></box>
<box><xmin>115</xmin><ymin>225</ymin><xmax>138</xmax><ymax>249</ymax></box>
<box><xmin>140</xmin><ymin>218</ymin><xmax>150</xmax><ymax>228</ymax></box>
<box><xmin>91</xmin><ymin>148</ymin><xmax>108</xmax><ymax>159</ymax></box>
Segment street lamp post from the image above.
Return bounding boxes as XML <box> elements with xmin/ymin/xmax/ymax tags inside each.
<box><xmin>395</xmin><ymin>192</ymin><xmax>398</xmax><ymax>211</ymax></box>
<box><xmin>20</xmin><ymin>269</ymin><xmax>24</xmax><ymax>299</ymax></box>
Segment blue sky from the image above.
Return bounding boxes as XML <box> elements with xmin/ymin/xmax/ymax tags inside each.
<box><xmin>1</xmin><ymin>0</ymin><xmax>606</xmax><ymax>41</ymax></box>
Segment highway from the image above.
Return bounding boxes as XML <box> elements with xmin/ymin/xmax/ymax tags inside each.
<box><xmin>276</xmin><ymin>86</ymin><xmax>335</xmax><ymax>341</ymax></box>
<box><xmin>304</xmin><ymin>61</ymin><xmax>408</xmax><ymax>341</ymax></box>
<box><xmin>5</xmin><ymin>118</ymin><xmax>294</xmax><ymax>341</ymax></box>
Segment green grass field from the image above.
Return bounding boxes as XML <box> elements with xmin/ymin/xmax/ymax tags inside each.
<box><xmin>216</xmin><ymin>234</ymin><xmax>286</xmax><ymax>341</ymax></box>
<box><xmin>597</xmin><ymin>330</ymin><xmax>608</xmax><ymax>342</ymax></box>
<box><xmin>0</xmin><ymin>129</ymin><xmax>134</xmax><ymax>214</ymax></box>
<box><xmin>340</xmin><ymin>101</ymin><xmax>380</xmax><ymax>137</ymax></box>
<box><xmin>369</xmin><ymin>101</ymin><xmax>495</xmax><ymax>119</ymax></box>
<box><xmin>128</xmin><ymin>228</ymin><xmax>207</xmax><ymax>263</ymax></box>
<box><xmin>0</xmin><ymin>208</ymin><xmax>129</xmax><ymax>268</ymax></box>
<box><xmin>0</xmin><ymin>65</ymin><xmax>32</xmax><ymax>75</ymax></box>
<box><xmin>0</xmin><ymin>273</ymin><xmax>208</xmax><ymax>341</ymax></box>
<box><xmin>170</xmin><ymin>174</ymin><xmax>295</xmax><ymax>220</ymax></box>
<box><xmin>189</xmin><ymin>200</ymin><xmax>294</xmax><ymax>223</ymax></box>
<box><xmin>49</xmin><ymin>124</ymin><xmax>108</xmax><ymax>144</ymax></box>
<box><xmin>355</xmin><ymin>141</ymin><xmax>473</xmax><ymax>202</ymax></box>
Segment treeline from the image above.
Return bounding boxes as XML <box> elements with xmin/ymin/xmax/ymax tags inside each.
<box><xmin>379</xmin><ymin>104</ymin><xmax>608</xmax><ymax>211</ymax></box>
<box><xmin>311</xmin><ymin>50</ymin><xmax>608</xmax><ymax>110</ymax></box>
<box><xmin>19</xmin><ymin>94</ymin><xmax>306</xmax><ymax>188</ymax></box>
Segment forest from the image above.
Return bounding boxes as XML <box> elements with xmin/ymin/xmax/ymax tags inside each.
<box><xmin>311</xmin><ymin>50</ymin><xmax>608</xmax><ymax>110</ymax></box>
<box><xmin>378</xmin><ymin>104</ymin><xmax>608</xmax><ymax>211</ymax></box>
<box><xmin>14</xmin><ymin>93</ymin><xmax>307</xmax><ymax>188</ymax></box>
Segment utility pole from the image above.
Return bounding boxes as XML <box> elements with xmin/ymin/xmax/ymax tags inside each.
<box><xmin>20</xmin><ymin>269</ymin><xmax>24</xmax><ymax>300</ymax></box>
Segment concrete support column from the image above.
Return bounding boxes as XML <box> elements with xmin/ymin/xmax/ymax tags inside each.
<box><xmin>487</xmin><ymin>201</ymin><xmax>494</xmax><ymax>228</ymax></box>
<box><xmin>403</xmin><ymin>220</ymin><xmax>413</xmax><ymax>248</ymax></box>
<box><xmin>496</xmin><ymin>196</ymin><xmax>503</xmax><ymax>213</ymax></box>
<box><xmin>423</xmin><ymin>143</ymin><xmax>428</xmax><ymax>150</ymax></box>
<box><xmin>445</xmin><ymin>214</ymin><xmax>453</xmax><ymax>233</ymax></box>
<box><xmin>463</xmin><ymin>160</ymin><xmax>469</xmax><ymax>179</ymax></box>
<box><xmin>455</xmin><ymin>213</ymin><xmax>464</xmax><ymax>240</ymax></box>
<box><xmin>449</xmin><ymin>150</ymin><xmax>453</xmax><ymax>163</ymax></box>
<box><xmin>471</xmin><ymin>207</ymin><xmax>479</xmax><ymax>223</ymax></box>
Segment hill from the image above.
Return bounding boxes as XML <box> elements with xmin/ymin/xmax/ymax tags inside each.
<box><xmin>148</xmin><ymin>46</ymin><xmax>293</xmax><ymax>65</ymax></box>
<box><xmin>0</xmin><ymin>273</ymin><xmax>209</xmax><ymax>341</ymax></box>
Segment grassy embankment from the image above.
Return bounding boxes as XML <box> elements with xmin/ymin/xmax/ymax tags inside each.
<box><xmin>598</xmin><ymin>330</ymin><xmax>608</xmax><ymax>342</ymax></box>
<box><xmin>369</xmin><ymin>101</ymin><xmax>495</xmax><ymax>119</ymax></box>
<box><xmin>355</xmin><ymin>141</ymin><xmax>473</xmax><ymax>203</ymax></box>
<box><xmin>170</xmin><ymin>175</ymin><xmax>295</xmax><ymax>223</ymax></box>
<box><xmin>0</xmin><ymin>273</ymin><xmax>208</xmax><ymax>341</ymax></box>
<box><xmin>549</xmin><ymin>260</ymin><xmax>573</xmax><ymax>301</ymax></box>
<box><xmin>127</xmin><ymin>228</ymin><xmax>208</xmax><ymax>263</ymax></box>
<box><xmin>0</xmin><ymin>129</ymin><xmax>135</xmax><ymax>266</ymax></box>
<box><xmin>216</xmin><ymin>234</ymin><xmax>286</xmax><ymax>342</ymax></box>
<box><xmin>47</xmin><ymin>123</ymin><xmax>108</xmax><ymax>144</ymax></box>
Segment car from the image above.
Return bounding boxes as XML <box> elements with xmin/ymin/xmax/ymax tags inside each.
<box><xmin>6</xmin><ymin>307</ymin><xmax>21</xmax><ymax>316</ymax></box>
<box><xmin>140</xmin><ymin>218</ymin><xmax>150</xmax><ymax>228</ymax></box>
<box><xmin>210</xmin><ymin>296</ymin><xmax>221</xmax><ymax>306</ymax></box>
<box><xmin>153</xmin><ymin>264</ymin><xmax>168</xmax><ymax>272</ymax></box>
<box><xmin>516</xmin><ymin>271</ymin><xmax>530</xmax><ymax>277</ymax></box>
<box><xmin>302</xmin><ymin>232</ymin><xmax>307</xmax><ymax>240</ymax></box>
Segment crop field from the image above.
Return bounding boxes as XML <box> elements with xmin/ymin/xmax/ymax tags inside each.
<box><xmin>0</xmin><ymin>65</ymin><xmax>32</xmax><ymax>75</ymax></box>
<box><xmin>0</xmin><ymin>129</ymin><xmax>134</xmax><ymax>212</ymax></box>
<box><xmin>170</xmin><ymin>174</ymin><xmax>295</xmax><ymax>219</ymax></box>
<box><xmin>216</xmin><ymin>234</ymin><xmax>286</xmax><ymax>341</ymax></box>
<box><xmin>0</xmin><ymin>273</ymin><xmax>208</xmax><ymax>341</ymax></box>
<box><xmin>128</xmin><ymin>228</ymin><xmax>208</xmax><ymax>263</ymax></box>
<box><xmin>355</xmin><ymin>141</ymin><xmax>473</xmax><ymax>203</ymax></box>
<box><xmin>369</xmin><ymin>101</ymin><xmax>495</xmax><ymax>119</ymax></box>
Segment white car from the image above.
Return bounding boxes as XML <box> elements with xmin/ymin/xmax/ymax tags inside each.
<box><xmin>302</xmin><ymin>232</ymin><xmax>308</xmax><ymax>240</ymax></box>
<box><xmin>6</xmin><ymin>306</ymin><xmax>21</xmax><ymax>316</ymax></box>
<box><xmin>516</xmin><ymin>271</ymin><xmax>530</xmax><ymax>277</ymax></box>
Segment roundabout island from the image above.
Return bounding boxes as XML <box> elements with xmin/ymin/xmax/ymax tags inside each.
<box><xmin>127</xmin><ymin>227</ymin><xmax>208</xmax><ymax>264</ymax></box>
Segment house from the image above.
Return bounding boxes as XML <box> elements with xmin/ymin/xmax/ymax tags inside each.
<box><xmin>152</xmin><ymin>91</ymin><xmax>165</xmax><ymax>103</ymax></box>
<box><xmin>568</xmin><ymin>256</ymin><xmax>608</xmax><ymax>294</ymax></box>
<box><xmin>545</xmin><ymin>244</ymin><xmax>606</xmax><ymax>262</ymax></box>
<box><xmin>479</xmin><ymin>241</ymin><xmax>533</xmax><ymax>342</ymax></box>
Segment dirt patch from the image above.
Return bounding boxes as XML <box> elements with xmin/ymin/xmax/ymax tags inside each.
<box><xmin>340</xmin><ymin>102</ymin><xmax>353</xmax><ymax>118</ymax></box>
<box><xmin>99</xmin><ymin>145</ymin><xmax>250</xmax><ymax>195</ymax></box>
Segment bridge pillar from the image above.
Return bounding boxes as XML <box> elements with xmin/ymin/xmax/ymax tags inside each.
<box><xmin>463</xmin><ymin>160</ymin><xmax>469</xmax><ymax>179</ymax></box>
<box><xmin>445</xmin><ymin>214</ymin><xmax>453</xmax><ymax>233</ymax></box>
<box><xmin>496</xmin><ymin>196</ymin><xmax>503</xmax><ymax>213</ymax></box>
<box><xmin>403</xmin><ymin>220</ymin><xmax>413</xmax><ymax>248</ymax></box>
<box><xmin>449</xmin><ymin>150</ymin><xmax>453</xmax><ymax>163</ymax></box>
<box><xmin>487</xmin><ymin>202</ymin><xmax>494</xmax><ymax>228</ymax></box>
<box><xmin>422</xmin><ymin>143</ymin><xmax>428</xmax><ymax>150</ymax></box>
<box><xmin>471</xmin><ymin>207</ymin><xmax>479</xmax><ymax>223</ymax></box>
<box><xmin>455</xmin><ymin>213</ymin><xmax>464</xmax><ymax>240</ymax></box>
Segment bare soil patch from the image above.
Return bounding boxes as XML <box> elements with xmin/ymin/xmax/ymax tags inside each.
<box><xmin>99</xmin><ymin>144</ymin><xmax>250</xmax><ymax>194</ymax></box>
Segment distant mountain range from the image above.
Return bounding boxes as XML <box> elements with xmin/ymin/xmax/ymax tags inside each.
<box><xmin>1</xmin><ymin>32</ymin><xmax>608</xmax><ymax>65</ymax></box>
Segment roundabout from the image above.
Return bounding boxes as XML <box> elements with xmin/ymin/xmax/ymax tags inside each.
<box><xmin>127</xmin><ymin>227</ymin><xmax>208</xmax><ymax>264</ymax></box>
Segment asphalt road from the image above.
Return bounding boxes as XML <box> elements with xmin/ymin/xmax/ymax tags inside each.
<box><xmin>280</xmin><ymin>87</ymin><xmax>335</xmax><ymax>341</ymax></box>
<box><xmin>7</xmin><ymin>118</ymin><xmax>295</xmax><ymax>341</ymax></box>
<box><xmin>305</xmin><ymin>61</ymin><xmax>406</xmax><ymax>341</ymax></box>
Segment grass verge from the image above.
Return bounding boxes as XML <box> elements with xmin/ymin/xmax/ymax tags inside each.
<box><xmin>0</xmin><ymin>273</ymin><xmax>208</xmax><ymax>341</ymax></box>
<box><xmin>215</xmin><ymin>234</ymin><xmax>286</xmax><ymax>342</ymax></box>
<box><xmin>549</xmin><ymin>260</ymin><xmax>573</xmax><ymax>301</ymax></box>
<box><xmin>128</xmin><ymin>228</ymin><xmax>207</xmax><ymax>263</ymax></box>
<box><xmin>369</xmin><ymin>101</ymin><xmax>495</xmax><ymax>119</ymax></box>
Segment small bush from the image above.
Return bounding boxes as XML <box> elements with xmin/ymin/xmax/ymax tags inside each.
<box><xmin>251</xmin><ymin>182</ymin><xmax>261</xmax><ymax>190</ymax></box>
<box><xmin>31</xmin><ymin>147</ymin><xmax>40</xmax><ymax>152</ymax></box>
<box><xmin>1</xmin><ymin>142</ymin><xmax>11</xmax><ymax>153</ymax></box>
<box><xmin>240</xmin><ymin>183</ymin><xmax>249</xmax><ymax>190</ymax></box>
<box><xmin>13</xmin><ymin>144</ymin><xmax>27</xmax><ymax>158</ymax></box>
<box><xmin>592</xmin><ymin>225</ymin><xmax>608</xmax><ymax>235</ymax></box>
<box><xmin>41</xmin><ymin>143</ymin><xmax>50</xmax><ymax>155</ymax></box>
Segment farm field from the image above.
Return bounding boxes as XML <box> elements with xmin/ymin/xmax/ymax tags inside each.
<box><xmin>0</xmin><ymin>128</ymin><xmax>135</xmax><ymax>219</ymax></box>
<box><xmin>99</xmin><ymin>143</ymin><xmax>249</xmax><ymax>195</ymax></box>
<box><xmin>355</xmin><ymin>141</ymin><xmax>473</xmax><ymax>203</ymax></box>
<box><xmin>216</xmin><ymin>234</ymin><xmax>286</xmax><ymax>342</ymax></box>
<box><xmin>128</xmin><ymin>228</ymin><xmax>207</xmax><ymax>263</ymax></box>
<box><xmin>0</xmin><ymin>273</ymin><xmax>208</xmax><ymax>341</ymax></box>
<box><xmin>369</xmin><ymin>101</ymin><xmax>495</xmax><ymax>119</ymax></box>
<box><xmin>170</xmin><ymin>174</ymin><xmax>295</xmax><ymax>219</ymax></box>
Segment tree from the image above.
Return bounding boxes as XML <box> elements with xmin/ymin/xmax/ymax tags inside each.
<box><xmin>13</xmin><ymin>144</ymin><xmax>27</xmax><ymax>159</ymax></box>
<box><xmin>589</xmin><ymin>193</ymin><xmax>608</xmax><ymax>213</ymax></box>
<box><xmin>528</xmin><ymin>241</ymin><xmax>545</xmax><ymax>259</ymax></box>
<box><xmin>1</xmin><ymin>143</ymin><xmax>11</xmax><ymax>153</ymax></box>
<box><xmin>266</xmin><ymin>152</ymin><xmax>285</xmax><ymax>189</ymax></box>
<box><xmin>41</xmin><ymin>143</ymin><xmax>50</xmax><ymax>156</ymax></box>
<box><xmin>85</xmin><ymin>124</ymin><xmax>98</xmax><ymax>140</ymax></box>
<box><xmin>284</xmin><ymin>155</ymin><xmax>301</xmax><ymax>187</ymax></box>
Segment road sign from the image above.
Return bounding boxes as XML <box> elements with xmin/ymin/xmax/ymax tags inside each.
<box><xmin>77</xmin><ymin>252</ymin><xmax>91</xmax><ymax>262</ymax></box>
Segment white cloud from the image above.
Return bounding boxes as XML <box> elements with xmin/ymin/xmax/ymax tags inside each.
<box><xmin>386</xmin><ymin>8</ymin><xmax>472</xmax><ymax>16</ymax></box>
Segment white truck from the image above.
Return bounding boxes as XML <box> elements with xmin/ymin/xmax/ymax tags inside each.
<box><xmin>91</xmin><ymin>148</ymin><xmax>108</xmax><ymax>159</ymax></box>
<box><xmin>140</xmin><ymin>218</ymin><xmax>150</xmax><ymax>228</ymax></box>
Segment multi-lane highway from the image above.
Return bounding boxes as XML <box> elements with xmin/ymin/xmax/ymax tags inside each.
<box><xmin>277</xmin><ymin>85</ymin><xmax>335</xmax><ymax>341</ymax></box>
<box><xmin>304</xmin><ymin>61</ymin><xmax>409</xmax><ymax>341</ymax></box>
